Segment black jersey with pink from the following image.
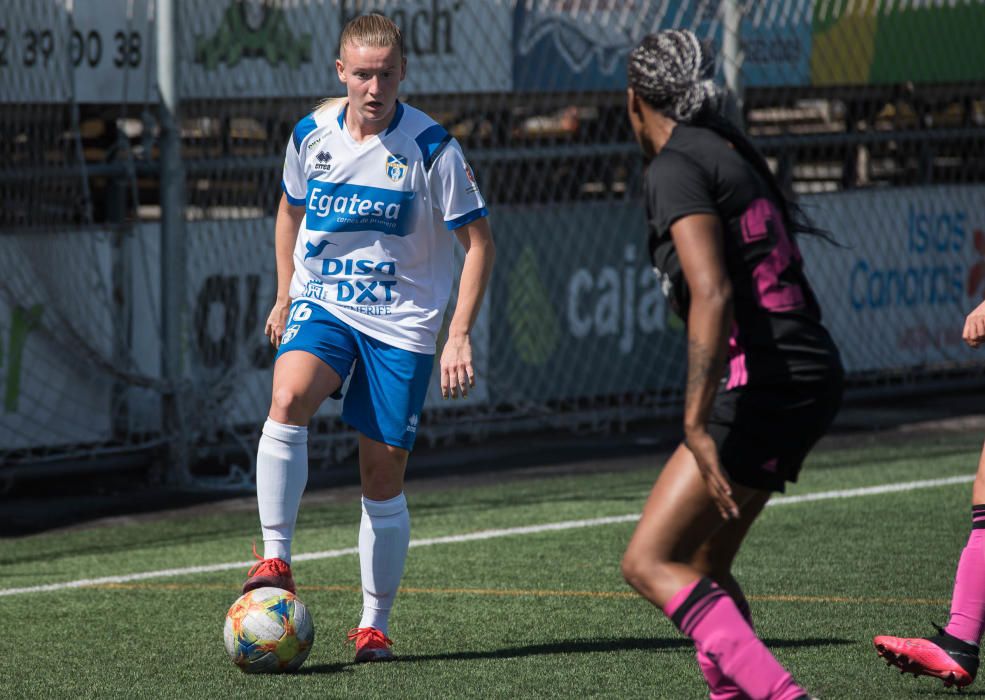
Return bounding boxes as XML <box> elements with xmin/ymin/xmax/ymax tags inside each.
<box><xmin>645</xmin><ymin>123</ymin><xmax>841</xmax><ymax>387</ymax></box>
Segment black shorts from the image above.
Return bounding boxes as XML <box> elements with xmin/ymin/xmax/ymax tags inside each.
<box><xmin>707</xmin><ymin>374</ymin><xmax>843</xmax><ymax>493</ymax></box>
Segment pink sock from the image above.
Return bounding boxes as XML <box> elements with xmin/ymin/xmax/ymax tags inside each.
<box><xmin>697</xmin><ymin>597</ymin><xmax>753</xmax><ymax>700</ymax></box>
<box><xmin>698</xmin><ymin>651</ymin><xmax>748</xmax><ymax>700</ymax></box>
<box><xmin>664</xmin><ymin>578</ymin><xmax>805</xmax><ymax>700</ymax></box>
<box><xmin>944</xmin><ymin>511</ymin><xmax>985</xmax><ymax>645</ymax></box>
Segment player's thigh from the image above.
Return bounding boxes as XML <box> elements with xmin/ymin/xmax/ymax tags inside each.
<box><xmin>270</xmin><ymin>350</ymin><xmax>344</xmax><ymax>423</ymax></box>
<box><xmin>626</xmin><ymin>445</ymin><xmax>726</xmax><ymax>567</ymax></box>
<box><xmin>691</xmin><ymin>488</ymin><xmax>770</xmax><ymax>577</ymax></box>
<box><xmin>270</xmin><ymin>302</ymin><xmax>358</xmax><ymax>422</ymax></box>
<box><xmin>626</xmin><ymin>444</ymin><xmax>770</xmax><ymax>566</ymax></box>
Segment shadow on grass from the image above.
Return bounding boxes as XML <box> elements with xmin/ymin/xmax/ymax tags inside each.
<box><xmin>299</xmin><ymin>635</ymin><xmax>853</xmax><ymax>674</ymax></box>
<box><xmin>297</xmin><ymin>662</ymin><xmax>352</xmax><ymax>676</ymax></box>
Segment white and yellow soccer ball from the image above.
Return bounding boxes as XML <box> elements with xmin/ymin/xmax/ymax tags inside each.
<box><xmin>223</xmin><ymin>587</ymin><xmax>314</xmax><ymax>673</ymax></box>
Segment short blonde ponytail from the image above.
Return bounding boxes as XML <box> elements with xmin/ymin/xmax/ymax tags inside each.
<box><xmin>339</xmin><ymin>13</ymin><xmax>404</xmax><ymax>58</ymax></box>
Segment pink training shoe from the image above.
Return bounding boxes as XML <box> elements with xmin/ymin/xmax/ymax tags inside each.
<box><xmin>348</xmin><ymin>627</ymin><xmax>394</xmax><ymax>663</ymax></box>
<box><xmin>874</xmin><ymin>628</ymin><xmax>979</xmax><ymax>688</ymax></box>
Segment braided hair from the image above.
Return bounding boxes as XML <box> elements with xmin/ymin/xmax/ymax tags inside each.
<box><xmin>628</xmin><ymin>29</ymin><xmax>830</xmax><ymax>241</ymax></box>
<box><xmin>627</xmin><ymin>29</ymin><xmax>723</xmax><ymax>122</ymax></box>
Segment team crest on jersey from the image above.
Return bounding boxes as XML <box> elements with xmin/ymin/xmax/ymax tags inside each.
<box><xmin>281</xmin><ymin>324</ymin><xmax>301</xmax><ymax>344</ymax></box>
<box><xmin>314</xmin><ymin>150</ymin><xmax>332</xmax><ymax>171</ymax></box>
<box><xmin>386</xmin><ymin>154</ymin><xmax>408</xmax><ymax>182</ymax></box>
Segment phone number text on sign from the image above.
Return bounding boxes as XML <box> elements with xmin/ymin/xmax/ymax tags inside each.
<box><xmin>0</xmin><ymin>1</ymin><xmax>151</xmax><ymax>104</ymax></box>
<box><xmin>0</xmin><ymin>26</ymin><xmax>141</xmax><ymax>70</ymax></box>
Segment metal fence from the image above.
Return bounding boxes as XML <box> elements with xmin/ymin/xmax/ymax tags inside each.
<box><xmin>2</xmin><ymin>0</ymin><xmax>984</xmax><ymax>486</ymax></box>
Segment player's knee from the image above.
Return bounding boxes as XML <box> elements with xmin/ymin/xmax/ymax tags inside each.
<box><xmin>621</xmin><ymin>547</ymin><xmax>666</xmax><ymax>592</ymax></box>
<box><xmin>362</xmin><ymin>475</ymin><xmax>404</xmax><ymax>501</ymax></box>
<box><xmin>360</xmin><ymin>448</ymin><xmax>408</xmax><ymax>500</ymax></box>
<box><xmin>620</xmin><ymin>551</ymin><xmax>641</xmax><ymax>589</ymax></box>
<box><xmin>269</xmin><ymin>386</ymin><xmax>310</xmax><ymax>423</ymax></box>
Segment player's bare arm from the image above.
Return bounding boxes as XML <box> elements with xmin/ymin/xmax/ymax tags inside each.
<box><xmin>265</xmin><ymin>194</ymin><xmax>306</xmax><ymax>349</ymax></box>
<box><xmin>963</xmin><ymin>298</ymin><xmax>985</xmax><ymax>348</ymax></box>
<box><xmin>441</xmin><ymin>216</ymin><xmax>495</xmax><ymax>399</ymax></box>
<box><xmin>671</xmin><ymin>212</ymin><xmax>738</xmax><ymax>520</ymax></box>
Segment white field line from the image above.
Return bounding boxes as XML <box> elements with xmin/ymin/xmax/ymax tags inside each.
<box><xmin>0</xmin><ymin>474</ymin><xmax>973</xmax><ymax>598</ymax></box>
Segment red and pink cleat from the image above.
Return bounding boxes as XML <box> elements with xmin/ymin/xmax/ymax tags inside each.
<box><xmin>242</xmin><ymin>554</ymin><xmax>295</xmax><ymax>594</ymax></box>
<box><xmin>348</xmin><ymin>627</ymin><xmax>394</xmax><ymax>663</ymax></box>
<box><xmin>874</xmin><ymin>630</ymin><xmax>979</xmax><ymax>688</ymax></box>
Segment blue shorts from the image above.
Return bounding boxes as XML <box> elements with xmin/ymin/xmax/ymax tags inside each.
<box><xmin>276</xmin><ymin>301</ymin><xmax>433</xmax><ymax>450</ymax></box>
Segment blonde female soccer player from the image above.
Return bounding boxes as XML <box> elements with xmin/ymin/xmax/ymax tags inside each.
<box><xmin>619</xmin><ymin>30</ymin><xmax>842</xmax><ymax>699</ymax></box>
<box><xmin>242</xmin><ymin>13</ymin><xmax>494</xmax><ymax>663</ymax></box>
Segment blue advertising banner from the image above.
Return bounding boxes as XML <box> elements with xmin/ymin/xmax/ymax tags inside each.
<box><xmin>800</xmin><ymin>185</ymin><xmax>985</xmax><ymax>373</ymax></box>
<box><xmin>512</xmin><ymin>1</ymin><xmax>811</xmax><ymax>93</ymax></box>
<box><xmin>740</xmin><ymin>1</ymin><xmax>813</xmax><ymax>88</ymax></box>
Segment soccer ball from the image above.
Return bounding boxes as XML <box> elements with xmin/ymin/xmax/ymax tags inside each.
<box><xmin>223</xmin><ymin>587</ymin><xmax>314</xmax><ymax>673</ymax></box>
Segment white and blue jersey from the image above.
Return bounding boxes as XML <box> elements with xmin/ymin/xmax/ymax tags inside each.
<box><xmin>281</xmin><ymin>100</ymin><xmax>488</xmax><ymax>354</ymax></box>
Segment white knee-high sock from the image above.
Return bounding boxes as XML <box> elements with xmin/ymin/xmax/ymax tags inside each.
<box><xmin>256</xmin><ymin>418</ymin><xmax>308</xmax><ymax>563</ymax></box>
<box><xmin>358</xmin><ymin>492</ymin><xmax>410</xmax><ymax>635</ymax></box>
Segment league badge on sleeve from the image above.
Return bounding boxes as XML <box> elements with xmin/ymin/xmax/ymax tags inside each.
<box><xmin>386</xmin><ymin>154</ymin><xmax>408</xmax><ymax>182</ymax></box>
<box><xmin>464</xmin><ymin>162</ymin><xmax>479</xmax><ymax>194</ymax></box>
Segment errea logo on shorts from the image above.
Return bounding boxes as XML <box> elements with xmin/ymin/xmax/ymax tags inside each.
<box><xmin>306</xmin><ymin>181</ymin><xmax>415</xmax><ymax>236</ymax></box>
<box><xmin>406</xmin><ymin>414</ymin><xmax>419</xmax><ymax>433</ymax></box>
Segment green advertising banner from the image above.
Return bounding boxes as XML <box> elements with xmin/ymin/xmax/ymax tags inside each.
<box><xmin>488</xmin><ymin>203</ymin><xmax>685</xmax><ymax>403</ymax></box>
